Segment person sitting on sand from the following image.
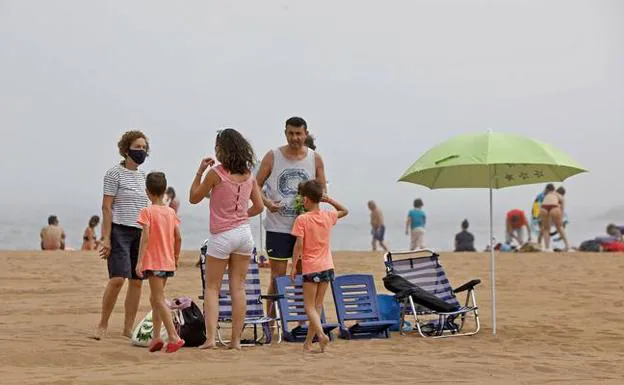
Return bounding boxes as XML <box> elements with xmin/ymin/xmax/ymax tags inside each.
<box><xmin>81</xmin><ymin>215</ymin><xmax>100</xmax><ymax>251</ymax></box>
<box><xmin>290</xmin><ymin>180</ymin><xmax>348</xmax><ymax>353</ymax></box>
<box><xmin>368</xmin><ymin>200</ymin><xmax>389</xmax><ymax>252</ymax></box>
<box><xmin>540</xmin><ymin>184</ymin><xmax>570</xmax><ymax>252</ymax></box>
<box><xmin>40</xmin><ymin>215</ymin><xmax>66</xmax><ymax>250</ymax></box>
<box><xmin>455</xmin><ymin>219</ymin><xmax>476</xmax><ymax>252</ymax></box>
<box><xmin>505</xmin><ymin>209</ymin><xmax>531</xmax><ymax>246</ymax></box>
<box><xmin>135</xmin><ymin>172</ymin><xmax>184</xmax><ymax>353</ymax></box>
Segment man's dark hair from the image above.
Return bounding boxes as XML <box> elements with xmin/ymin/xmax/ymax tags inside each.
<box><xmin>89</xmin><ymin>215</ymin><xmax>100</xmax><ymax>228</ymax></box>
<box><xmin>461</xmin><ymin>219</ymin><xmax>469</xmax><ymax>230</ymax></box>
<box><xmin>413</xmin><ymin>198</ymin><xmax>423</xmax><ymax>208</ymax></box>
<box><xmin>146</xmin><ymin>172</ymin><xmax>167</xmax><ymax>196</ymax></box>
<box><xmin>545</xmin><ymin>183</ymin><xmax>555</xmax><ymax>192</ymax></box>
<box><xmin>48</xmin><ymin>215</ymin><xmax>58</xmax><ymax>225</ymax></box>
<box><xmin>285</xmin><ymin>117</ymin><xmax>307</xmax><ymax>130</ymax></box>
<box><xmin>556</xmin><ymin>186</ymin><xmax>566</xmax><ymax>195</ymax></box>
<box><xmin>299</xmin><ymin>180</ymin><xmax>323</xmax><ymax>203</ymax></box>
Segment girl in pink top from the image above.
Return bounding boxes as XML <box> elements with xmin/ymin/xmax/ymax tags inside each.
<box><xmin>135</xmin><ymin>172</ymin><xmax>184</xmax><ymax>353</ymax></box>
<box><xmin>189</xmin><ymin>128</ymin><xmax>264</xmax><ymax>350</ymax></box>
<box><xmin>290</xmin><ymin>180</ymin><xmax>348</xmax><ymax>353</ymax></box>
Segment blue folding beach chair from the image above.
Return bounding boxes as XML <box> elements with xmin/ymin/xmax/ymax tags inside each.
<box><xmin>383</xmin><ymin>249</ymin><xmax>481</xmax><ymax>338</ymax></box>
<box><xmin>199</xmin><ymin>241</ymin><xmax>282</xmax><ymax>346</ymax></box>
<box><xmin>274</xmin><ymin>275</ymin><xmax>339</xmax><ymax>342</ymax></box>
<box><xmin>331</xmin><ymin>274</ymin><xmax>395</xmax><ymax>339</ymax></box>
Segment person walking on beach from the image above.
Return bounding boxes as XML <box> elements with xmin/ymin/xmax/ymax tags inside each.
<box><xmin>290</xmin><ymin>180</ymin><xmax>348</xmax><ymax>353</ymax></box>
<box><xmin>405</xmin><ymin>198</ymin><xmax>426</xmax><ymax>250</ymax></box>
<box><xmin>189</xmin><ymin>128</ymin><xmax>264</xmax><ymax>350</ymax></box>
<box><xmin>368</xmin><ymin>201</ymin><xmax>389</xmax><ymax>251</ymax></box>
<box><xmin>540</xmin><ymin>185</ymin><xmax>570</xmax><ymax>251</ymax></box>
<box><xmin>135</xmin><ymin>172</ymin><xmax>184</xmax><ymax>353</ymax></box>
<box><xmin>92</xmin><ymin>130</ymin><xmax>150</xmax><ymax>340</ymax></box>
<box><xmin>164</xmin><ymin>187</ymin><xmax>180</xmax><ymax>213</ymax></box>
<box><xmin>505</xmin><ymin>209</ymin><xmax>531</xmax><ymax>246</ymax></box>
<box><xmin>40</xmin><ymin>215</ymin><xmax>66</xmax><ymax>250</ymax></box>
<box><xmin>81</xmin><ymin>215</ymin><xmax>100</xmax><ymax>251</ymax></box>
<box><xmin>256</xmin><ymin>117</ymin><xmax>327</xmax><ymax>318</ymax></box>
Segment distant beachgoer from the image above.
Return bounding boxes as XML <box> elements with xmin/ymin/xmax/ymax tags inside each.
<box><xmin>135</xmin><ymin>172</ymin><xmax>184</xmax><ymax>353</ymax></box>
<box><xmin>405</xmin><ymin>198</ymin><xmax>426</xmax><ymax>250</ymax></box>
<box><xmin>540</xmin><ymin>184</ymin><xmax>570</xmax><ymax>251</ymax></box>
<box><xmin>40</xmin><ymin>215</ymin><xmax>66</xmax><ymax>250</ymax></box>
<box><xmin>368</xmin><ymin>201</ymin><xmax>389</xmax><ymax>252</ymax></box>
<box><xmin>256</xmin><ymin>117</ymin><xmax>326</xmax><ymax>319</ymax></box>
<box><xmin>533</xmin><ymin>183</ymin><xmax>555</xmax><ymax>243</ymax></box>
<box><xmin>455</xmin><ymin>219</ymin><xmax>476</xmax><ymax>252</ymax></box>
<box><xmin>290</xmin><ymin>180</ymin><xmax>348</xmax><ymax>353</ymax></box>
<box><xmin>92</xmin><ymin>130</ymin><xmax>150</xmax><ymax>340</ymax></box>
<box><xmin>165</xmin><ymin>186</ymin><xmax>180</xmax><ymax>213</ymax></box>
<box><xmin>505</xmin><ymin>209</ymin><xmax>531</xmax><ymax>246</ymax></box>
<box><xmin>189</xmin><ymin>128</ymin><xmax>264</xmax><ymax>350</ymax></box>
<box><xmin>606</xmin><ymin>223</ymin><xmax>623</xmax><ymax>241</ymax></box>
<box><xmin>81</xmin><ymin>215</ymin><xmax>100</xmax><ymax>250</ymax></box>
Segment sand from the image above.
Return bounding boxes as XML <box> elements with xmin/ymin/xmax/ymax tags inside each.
<box><xmin>0</xmin><ymin>249</ymin><xmax>623</xmax><ymax>385</ymax></box>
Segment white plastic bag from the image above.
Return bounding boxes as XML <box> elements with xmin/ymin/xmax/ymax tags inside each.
<box><xmin>130</xmin><ymin>310</ymin><xmax>169</xmax><ymax>347</ymax></box>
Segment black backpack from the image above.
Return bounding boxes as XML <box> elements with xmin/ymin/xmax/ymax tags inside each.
<box><xmin>382</xmin><ymin>273</ymin><xmax>457</xmax><ymax>313</ymax></box>
<box><xmin>579</xmin><ymin>239</ymin><xmax>601</xmax><ymax>252</ymax></box>
<box><xmin>176</xmin><ymin>301</ymin><xmax>206</xmax><ymax>347</ymax></box>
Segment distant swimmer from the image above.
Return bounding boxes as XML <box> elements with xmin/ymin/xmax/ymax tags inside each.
<box><xmin>368</xmin><ymin>200</ymin><xmax>389</xmax><ymax>252</ymax></box>
<box><xmin>40</xmin><ymin>215</ymin><xmax>66</xmax><ymax>250</ymax></box>
<box><xmin>81</xmin><ymin>215</ymin><xmax>101</xmax><ymax>251</ymax></box>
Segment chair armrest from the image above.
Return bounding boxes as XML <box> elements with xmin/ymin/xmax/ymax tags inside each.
<box><xmin>260</xmin><ymin>294</ymin><xmax>284</xmax><ymax>300</ymax></box>
<box><xmin>453</xmin><ymin>279</ymin><xmax>481</xmax><ymax>293</ymax></box>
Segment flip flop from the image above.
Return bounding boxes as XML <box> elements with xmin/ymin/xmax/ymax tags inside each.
<box><xmin>165</xmin><ymin>339</ymin><xmax>185</xmax><ymax>353</ymax></box>
<box><xmin>148</xmin><ymin>339</ymin><xmax>164</xmax><ymax>352</ymax></box>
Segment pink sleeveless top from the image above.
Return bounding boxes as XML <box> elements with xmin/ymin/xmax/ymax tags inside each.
<box><xmin>210</xmin><ymin>165</ymin><xmax>255</xmax><ymax>234</ymax></box>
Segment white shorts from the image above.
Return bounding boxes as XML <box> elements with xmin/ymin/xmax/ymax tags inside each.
<box><xmin>205</xmin><ymin>223</ymin><xmax>254</xmax><ymax>260</ymax></box>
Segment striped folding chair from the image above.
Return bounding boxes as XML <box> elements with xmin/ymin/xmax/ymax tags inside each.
<box><xmin>199</xmin><ymin>240</ymin><xmax>282</xmax><ymax>346</ymax></box>
<box><xmin>383</xmin><ymin>249</ymin><xmax>481</xmax><ymax>338</ymax></box>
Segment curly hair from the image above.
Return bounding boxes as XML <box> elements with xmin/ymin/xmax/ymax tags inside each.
<box><xmin>117</xmin><ymin>130</ymin><xmax>150</xmax><ymax>158</ymax></box>
<box><xmin>215</xmin><ymin>128</ymin><xmax>255</xmax><ymax>174</ymax></box>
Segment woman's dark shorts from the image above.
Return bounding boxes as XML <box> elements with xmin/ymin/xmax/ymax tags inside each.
<box><xmin>144</xmin><ymin>270</ymin><xmax>175</xmax><ymax>278</ymax></box>
<box><xmin>108</xmin><ymin>224</ymin><xmax>142</xmax><ymax>280</ymax></box>
<box><xmin>302</xmin><ymin>269</ymin><xmax>335</xmax><ymax>283</ymax></box>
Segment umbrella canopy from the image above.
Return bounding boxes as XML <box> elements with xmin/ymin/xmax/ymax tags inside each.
<box><xmin>399</xmin><ymin>131</ymin><xmax>586</xmax><ymax>188</ymax></box>
<box><xmin>398</xmin><ymin>130</ymin><xmax>587</xmax><ymax>335</ymax></box>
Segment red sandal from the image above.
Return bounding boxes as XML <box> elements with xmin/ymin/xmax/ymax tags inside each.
<box><xmin>165</xmin><ymin>339</ymin><xmax>185</xmax><ymax>353</ymax></box>
<box><xmin>148</xmin><ymin>339</ymin><xmax>164</xmax><ymax>353</ymax></box>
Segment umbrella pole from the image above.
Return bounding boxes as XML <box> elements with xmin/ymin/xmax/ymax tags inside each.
<box><xmin>489</xmin><ymin>169</ymin><xmax>496</xmax><ymax>335</ymax></box>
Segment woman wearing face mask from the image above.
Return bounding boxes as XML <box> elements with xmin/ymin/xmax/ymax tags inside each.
<box><xmin>92</xmin><ymin>130</ymin><xmax>150</xmax><ymax>340</ymax></box>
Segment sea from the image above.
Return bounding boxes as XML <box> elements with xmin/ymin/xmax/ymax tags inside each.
<box><xmin>0</xmin><ymin>204</ymin><xmax>616</xmax><ymax>252</ymax></box>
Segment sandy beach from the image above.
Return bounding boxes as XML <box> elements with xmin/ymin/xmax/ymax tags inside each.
<box><xmin>0</xmin><ymin>249</ymin><xmax>623</xmax><ymax>384</ymax></box>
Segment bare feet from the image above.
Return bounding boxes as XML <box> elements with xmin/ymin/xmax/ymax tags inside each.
<box><xmin>228</xmin><ymin>343</ymin><xmax>242</xmax><ymax>351</ymax></box>
<box><xmin>198</xmin><ymin>342</ymin><xmax>218</xmax><ymax>350</ymax></box>
<box><xmin>90</xmin><ymin>326</ymin><xmax>107</xmax><ymax>340</ymax></box>
<box><xmin>302</xmin><ymin>342</ymin><xmax>314</xmax><ymax>353</ymax></box>
<box><xmin>319</xmin><ymin>335</ymin><xmax>330</xmax><ymax>353</ymax></box>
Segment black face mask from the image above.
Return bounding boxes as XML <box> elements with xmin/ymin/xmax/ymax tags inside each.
<box><xmin>127</xmin><ymin>149</ymin><xmax>147</xmax><ymax>165</ymax></box>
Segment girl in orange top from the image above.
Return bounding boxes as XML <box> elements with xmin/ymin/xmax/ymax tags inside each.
<box><xmin>290</xmin><ymin>180</ymin><xmax>348</xmax><ymax>353</ymax></box>
<box><xmin>135</xmin><ymin>172</ymin><xmax>183</xmax><ymax>353</ymax></box>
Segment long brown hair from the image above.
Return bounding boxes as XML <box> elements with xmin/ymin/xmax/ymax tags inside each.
<box><xmin>215</xmin><ymin>129</ymin><xmax>255</xmax><ymax>174</ymax></box>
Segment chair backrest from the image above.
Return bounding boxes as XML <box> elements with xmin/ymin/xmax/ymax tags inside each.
<box><xmin>199</xmin><ymin>242</ymin><xmax>263</xmax><ymax>320</ymax></box>
<box><xmin>275</xmin><ymin>275</ymin><xmax>308</xmax><ymax>323</ymax></box>
<box><xmin>331</xmin><ymin>274</ymin><xmax>381</xmax><ymax>323</ymax></box>
<box><xmin>385</xmin><ymin>253</ymin><xmax>460</xmax><ymax>309</ymax></box>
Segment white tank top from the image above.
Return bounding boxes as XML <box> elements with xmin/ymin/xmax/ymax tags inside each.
<box><xmin>264</xmin><ymin>147</ymin><xmax>316</xmax><ymax>233</ymax></box>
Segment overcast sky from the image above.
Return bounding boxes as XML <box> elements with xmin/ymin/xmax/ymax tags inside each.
<box><xmin>1</xmin><ymin>0</ymin><xmax>622</xmax><ymax>226</ymax></box>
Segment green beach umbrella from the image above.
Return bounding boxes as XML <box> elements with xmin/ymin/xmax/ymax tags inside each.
<box><xmin>398</xmin><ymin>130</ymin><xmax>587</xmax><ymax>334</ymax></box>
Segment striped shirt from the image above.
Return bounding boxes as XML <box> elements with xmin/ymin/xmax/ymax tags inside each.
<box><xmin>103</xmin><ymin>164</ymin><xmax>149</xmax><ymax>228</ymax></box>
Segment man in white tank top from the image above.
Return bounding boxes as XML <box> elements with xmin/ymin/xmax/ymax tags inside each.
<box><xmin>256</xmin><ymin>117</ymin><xmax>327</xmax><ymax>315</ymax></box>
